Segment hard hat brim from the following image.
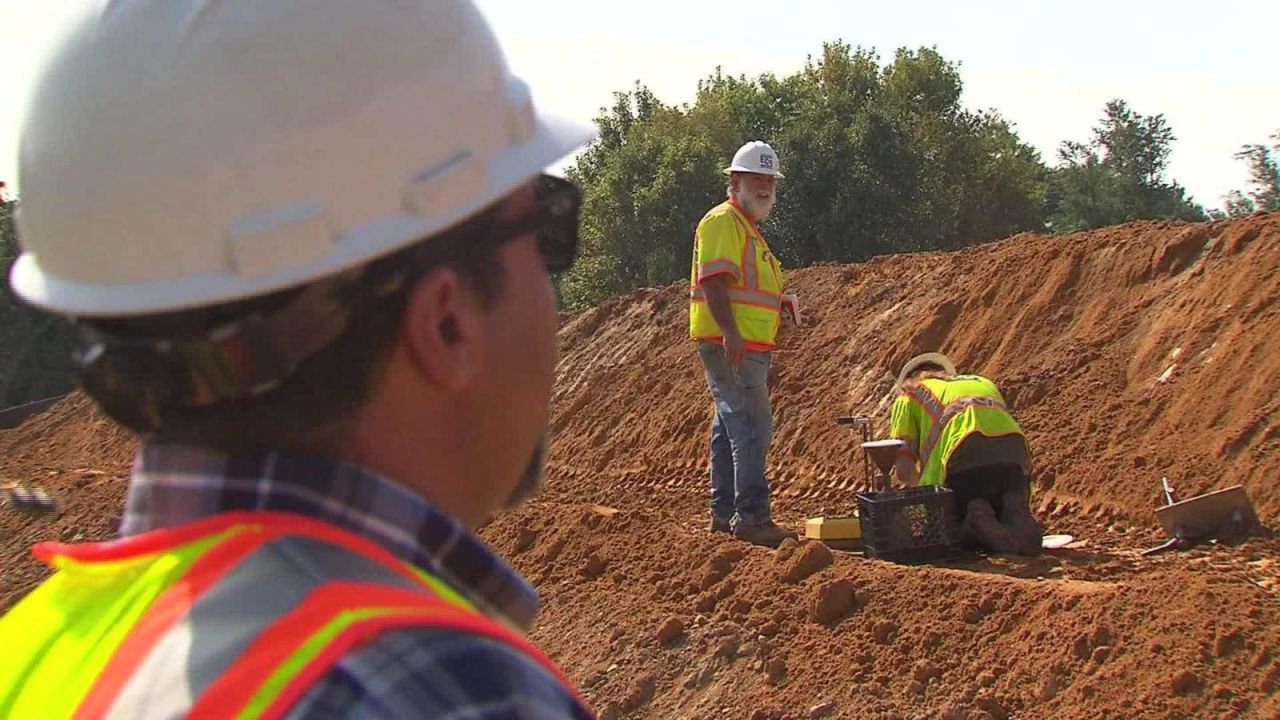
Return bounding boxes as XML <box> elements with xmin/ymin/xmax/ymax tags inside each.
<box><xmin>723</xmin><ymin>165</ymin><xmax>784</xmax><ymax>179</ymax></box>
<box><xmin>10</xmin><ymin>113</ymin><xmax>597</xmax><ymax>317</ymax></box>
<box><xmin>895</xmin><ymin>352</ymin><xmax>957</xmax><ymax>389</ymax></box>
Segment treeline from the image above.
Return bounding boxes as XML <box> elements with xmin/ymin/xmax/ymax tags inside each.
<box><xmin>556</xmin><ymin>41</ymin><xmax>1274</xmax><ymax>310</ymax></box>
<box><xmin>0</xmin><ymin>197</ymin><xmax>79</xmax><ymax>408</ymax></box>
<box><xmin>0</xmin><ymin>42</ymin><xmax>1276</xmax><ymax>405</ymax></box>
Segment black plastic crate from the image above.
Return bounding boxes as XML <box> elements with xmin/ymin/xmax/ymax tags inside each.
<box><xmin>855</xmin><ymin>486</ymin><xmax>959</xmax><ymax>563</ymax></box>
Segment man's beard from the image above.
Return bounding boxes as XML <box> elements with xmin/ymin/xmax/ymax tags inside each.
<box><xmin>504</xmin><ymin>436</ymin><xmax>547</xmax><ymax>509</ymax></box>
<box><xmin>737</xmin><ymin>191</ymin><xmax>776</xmax><ymax>222</ymax></box>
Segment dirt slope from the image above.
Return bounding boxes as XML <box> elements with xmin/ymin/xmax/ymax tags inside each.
<box><xmin>2</xmin><ymin>213</ymin><xmax>1279</xmax><ymax>718</ymax></box>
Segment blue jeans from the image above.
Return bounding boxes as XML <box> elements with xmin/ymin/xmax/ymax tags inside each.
<box><xmin>698</xmin><ymin>342</ymin><xmax>773</xmax><ymax>527</ymax></box>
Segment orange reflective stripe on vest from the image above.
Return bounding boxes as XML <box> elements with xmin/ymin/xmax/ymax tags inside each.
<box><xmin>919</xmin><ymin>396</ymin><xmax>1008</xmax><ymax>471</ymax></box>
<box><xmin>190</xmin><ymin>582</ymin><xmax>585</xmax><ymax>719</ymax></box>
<box><xmin>8</xmin><ymin>512</ymin><xmax>587</xmax><ymax>718</ymax></box>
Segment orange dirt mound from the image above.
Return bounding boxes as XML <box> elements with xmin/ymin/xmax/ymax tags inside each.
<box><xmin>3</xmin><ymin>214</ymin><xmax>1279</xmax><ymax>718</ymax></box>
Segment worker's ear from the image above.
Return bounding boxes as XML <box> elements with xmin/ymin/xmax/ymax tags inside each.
<box><xmin>400</xmin><ymin>267</ymin><xmax>485</xmax><ymax>390</ymax></box>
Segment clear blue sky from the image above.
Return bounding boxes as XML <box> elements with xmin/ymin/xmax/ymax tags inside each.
<box><xmin>3</xmin><ymin>0</ymin><xmax>1277</xmax><ymax>208</ymax></box>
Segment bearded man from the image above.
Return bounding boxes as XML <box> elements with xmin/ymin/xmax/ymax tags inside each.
<box><xmin>688</xmin><ymin>141</ymin><xmax>798</xmax><ymax>548</ymax></box>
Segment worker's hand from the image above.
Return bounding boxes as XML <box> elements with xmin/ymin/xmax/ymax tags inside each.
<box><xmin>723</xmin><ymin>333</ymin><xmax>746</xmax><ymax>367</ymax></box>
<box><xmin>781</xmin><ymin>294</ymin><xmax>802</xmax><ymax>325</ymax></box>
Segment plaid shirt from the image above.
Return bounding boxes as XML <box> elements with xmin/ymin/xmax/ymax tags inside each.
<box><xmin>121</xmin><ymin>444</ymin><xmax>591</xmax><ymax>720</ymax></box>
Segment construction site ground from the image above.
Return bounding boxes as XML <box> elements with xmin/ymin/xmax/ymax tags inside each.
<box><xmin>3</xmin><ymin>213</ymin><xmax>1279</xmax><ymax>719</ymax></box>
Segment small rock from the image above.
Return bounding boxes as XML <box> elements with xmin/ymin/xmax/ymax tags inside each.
<box><xmin>962</xmin><ymin>604</ymin><xmax>984</xmax><ymax>624</ymax></box>
<box><xmin>1212</xmin><ymin>683</ymin><xmax>1234</xmax><ymax>700</ymax></box>
<box><xmin>1149</xmin><ymin>640</ymin><xmax>1166</xmax><ymax>654</ymax></box>
<box><xmin>1090</xmin><ymin>624</ymin><xmax>1114</xmax><ymax>648</ymax></box>
<box><xmin>715</xmin><ymin>635</ymin><xmax>740</xmax><ymax>659</ymax></box>
<box><xmin>978</xmin><ymin>594</ymin><xmax>998</xmax><ymax>614</ymax></box>
<box><xmin>1214</xmin><ymin>629</ymin><xmax>1244</xmax><ymax>658</ymax></box>
<box><xmin>700</xmin><ymin>570</ymin><xmax>725</xmax><ymax>591</ymax></box>
<box><xmin>731</xmin><ymin>598</ymin><xmax>753</xmax><ymax>617</ymax></box>
<box><xmin>854</xmin><ymin>589</ymin><xmax>872</xmax><ymax>606</ymax></box>
<box><xmin>610</xmin><ymin>627</ymin><xmax>626</xmax><ymax>642</ymax></box>
<box><xmin>765</xmin><ymin>658</ymin><xmax>787</xmax><ymax>685</ymax></box>
<box><xmin>656</xmin><ymin>616</ymin><xmax>686</xmax><ymax>645</ymax></box>
<box><xmin>581</xmin><ymin>553</ymin><xmax>606</xmax><ymax>579</ymax></box>
<box><xmin>939</xmin><ymin>705</ymin><xmax>966</xmax><ymax>720</ymax></box>
<box><xmin>975</xmin><ymin>696</ymin><xmax>1007</xmax><ymax>720</ymax></box>
<box><xmin>1171</xmin><ymin>669</ymin><xmax>1201</xmax><ymax>695</ymax></box>
<box><xmin>873</xmin><ymin>620</ymin><xmax>898</xmax><ymax>644</ymax></box>
<box><xmin>1072</xmin><ymin>634</ymin><xmax>1092</xmax><ymax>660</ymax></box>
<box><xmin>1091</xmin><ymin>646</ymin><xmax>1111</xmax><ymax>664</ymax></box>
<box><xmin>808</xmin><ymin>701</ymin><xmax>837</xmax><ymax>718</ymax></box>
<box><xmin>1262</xmin><ymin>664</ymin><xmax>1279</xmax><ymax>693</ymax></box>
<box><xmin>913</xmin><ymin>660</ymin><xmax>941</xmax><ymax>684</ymax></box>
<box><xmin>775</xmin><ymin>537</ymin><xmax>800</xmax><ymax>561</ymax></box>
<box><xmin>811</xmin><ymin>579</ymin><xmax>857</xmax><ymax>625</ymax></box>
<box><xmin>977</xmin><ymin>671</ymin><xmax>997</xmax><ymax>688</ymax></box>
<box><xmin>779</xmin><ymin>540</ymin><xmax>834</xmax><ymax>583</ymax></box>
<box><xmin>597</xmin><ymin>702</ymin><xmax>622</xmax><ymax>720</ymax></box>
<box><xmin>1037</xmin><ymin>675</ymin><xmax>1059</xmax><ymax>702</ymax></box>
<box><xmin>749</xmin><ymin>710</ymin><xmax>782</xmax><ymax>720</ymax></box>
<box><xmin>758</xmin><ymin>621</ymin><xmax>781</xmax><ymax>637</ymax></box>
<box><xmin>514</xmin><ymin>526</ymin><xmax>538</xmax><ymax>553</ymax></box>
<box><xmin>695</xmin><ymin>594</ymin><xmax>718</xmax><ymax>613</ymax></box>
<box><xmin>906</xmin><ymin>680</ymin><xmax>925</xmax><ymax>697</ymax></box>
<box><xmin>622</xmin><ymin>674</ymin><xmax>656</xmax><ymax>711</ymax></box>
<box><xmin>1250</xmin><ymin>649</ymin><xmax>1271</xmax><ymax>669</ymax></box>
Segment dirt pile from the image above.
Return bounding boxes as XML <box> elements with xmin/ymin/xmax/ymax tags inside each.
<box><xmin>2</xmin><ymin>213</ymin><xmax>1279</xmax><ymax>718</ymax></box>
<box><xmin>547</xmin><ymin>213</ymin><xmax>1280</xmax><ymax>523</ymax></box>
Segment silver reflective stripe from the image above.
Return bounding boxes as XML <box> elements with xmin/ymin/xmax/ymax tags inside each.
<box><xmin>904</xmin><ymin>385</ymin><xmax>945</xmax><ymax>419</ymax></box>
<box><xmin>689</xmin><ymin>286</ymin><xmax>781</xmax><ymax>309</ymax></box>
<box><xmin>729</xmin><ymin>210</ymin><xmax>761</xmax><ymax>289</ymax></box>
<box><xmin>919</xmin><ymin>396</ymin><xmax>1008</xmax><ymax>471</ymax></box>
<box><xmin>106</xmin><ymin>535</ymin><xmax>418</xmax><ymax>719</ymax></box>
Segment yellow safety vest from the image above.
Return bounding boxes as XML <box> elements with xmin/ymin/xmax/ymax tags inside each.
<box><xmin>0</xmin><ymin>511</ymin><xmax>588</xmax><ymax>719</ymax></box>
<box><xmin>689</xmin><ymin>200</ymin><xmax>784</xmax><ymax>351</ymax></box>
<box><xmin>889</xmin><ymin>375</ymin><xmax>1029</xmax><ymax>487</ymax></box>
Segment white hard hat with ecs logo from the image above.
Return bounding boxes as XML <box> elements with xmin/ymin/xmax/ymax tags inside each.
<box><xmin>723</xmin><ymin>141</ymin><xmax>784</xmax><ymax>178</ymax></box>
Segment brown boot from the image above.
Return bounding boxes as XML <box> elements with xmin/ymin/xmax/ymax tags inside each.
<box><xmin>963</xmin><ymin>499</ymin><xmax>1023</xmax><ymax>555</ymax></box>
<box><xmin>733</xmin><ymin>521</ymin><xmax>795</xmax><ymax>548</ymax></box>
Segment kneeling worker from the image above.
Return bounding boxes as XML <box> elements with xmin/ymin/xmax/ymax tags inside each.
<box><xmin>889</xmin><ymin>353</ymin><xmax>1042</xmax><ymax>555</ymax></box>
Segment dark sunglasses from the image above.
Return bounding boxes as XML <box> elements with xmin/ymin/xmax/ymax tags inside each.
<box><xmin>488</xmin><ymin>173</ymin><xmax>581</xmax><ymax>274</ymax></box>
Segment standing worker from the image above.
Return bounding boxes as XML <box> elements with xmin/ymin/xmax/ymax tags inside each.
<box><xmin>0</xmin><ymin>1</ymin><xmax>595</xmax><ymax>718</ymax></box>
<box><xmin>690</xmin><ymin>141</ymin><xmax>799</xmax><ymax>548</ymax></box>
<box><xmin>889</xmin><ymin>353</ymin><xmax>1043</xmax><ymax>555</ymax></box>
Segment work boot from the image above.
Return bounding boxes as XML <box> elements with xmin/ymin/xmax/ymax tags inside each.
<box><xmin>962</xmin><ymin>499</ymin><xmax>1023</xmax><ymax>555</ymax></box>
<box><xmin>733</xmin><ymin>521</ymin><xmax>795</xmax><ymax>548</ymax></box>
<box><xmin>710</xmin><ymin>516</ymin><xmax>731</xmax><ymax>534</ymax></box>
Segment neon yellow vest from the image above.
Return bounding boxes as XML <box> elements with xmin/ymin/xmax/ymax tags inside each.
<box><xmin>689</xmin><ymin>200</ymin><xmax>784</xmax><ymax>350</ymax></box>
<box><xmin>897</xmin><ymin>376</ymin><xmax>1028</xmax><ymax>487</ymax></box>
<box><xmin>0</xmin><ymin>512</ymin><xmax>588</xmax><ymax>719</ymax></box>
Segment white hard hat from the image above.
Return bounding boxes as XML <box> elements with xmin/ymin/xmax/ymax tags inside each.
<box><xmin>723</xmin><ymin>141</ymin><xmax>784</xmax><ymax>178</ymax></box>
<box><xmin>10</xmin><ymin>0</ymin><xmax>595</xmax><ymax>318</ymax></box>
<box><xmin>896</xmin><ymin>353</ymin><xmax>957</xmax><ymax>388</ymax></box>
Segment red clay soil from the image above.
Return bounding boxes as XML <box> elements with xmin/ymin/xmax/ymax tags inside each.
<box><xmin>3</xmin><ymin>213</ymin><xmax>1280</xmax><ymax>719</ymax></box>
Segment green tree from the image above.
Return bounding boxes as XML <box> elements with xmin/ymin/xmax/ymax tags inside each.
<box><xmin>556</xmin><ymin>42</ymin><xmax>1050</xmax><ymax>310</ymax></box>
<box><xmin>1217</xmin><ymin>130</ymin><xmax>1280</xmax><ymax>217</ymax></box>
<box><xmin>0</xmin><ymin>191</ymin><xmax>79</xmax><ymax>407</ymax></box>
<box><xmin>1047</xmin><ymin>100</ymin><xmax>1205</xmax><ymax>233</ymax></box>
